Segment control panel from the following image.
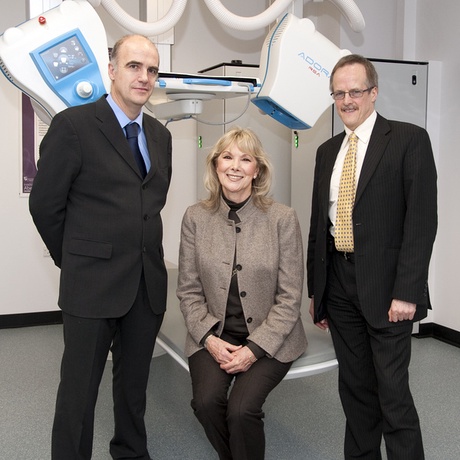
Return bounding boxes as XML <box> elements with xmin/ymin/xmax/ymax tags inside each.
<box><xmin>0</xmin><ymin>0</ymin><xmax>110</xmax><ymax>124</ymax></box>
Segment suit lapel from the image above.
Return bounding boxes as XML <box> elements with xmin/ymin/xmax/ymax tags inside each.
<box><xmin>95</xmin><ymin>97</ymin><xmax>145</xmax><ymax>178</ymax></box>
<box><xmin>355</xmin><ymin>114</ymin><xmax>391</xmax><ymax>205</ymax></box>
<box><xmin>322</xmin><ymin>133</ymin><xmax>344</xmax><ymax>215</ymax></box>
<box><xmin>143</xmin><ymin>117</ymin><xmax>159</xmax><ymax>181</ymax></box>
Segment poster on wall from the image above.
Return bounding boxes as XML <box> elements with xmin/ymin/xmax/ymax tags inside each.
<box><xmin>21</xmin><ymin>93</ymin><xmax>48</xmax><ymax>195</ymax></box>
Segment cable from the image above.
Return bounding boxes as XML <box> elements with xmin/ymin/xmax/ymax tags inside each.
<box><xmin>194</xmin><ymin>88</ymin><xmax>252</xmax><ymax>127</ymax></box>
<box><xmin>90</xmin><ymin>0</ymin><xmax>365</xmax><ymax>36</ymax></box>
<box><xmin>162</xmin><ymin>83</ymin><xmax>253</xmax><ymax>127</ymax></box>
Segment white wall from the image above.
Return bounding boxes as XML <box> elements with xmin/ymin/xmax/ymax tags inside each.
<box><xmin>0</xmin><ymin>5</ymin><xmax>61</xmax><ymax>314</ymax></box>
<box><xmin>415</xmin><ymin>0</ymin><xmax>460</xmax><ymax>331</ymax></box>
<box><xmin>1</xmin><ymin>0</ymin><xmax>459</xmax><ymax>332</ymax></box>
<box><xmin>163</xmin><ymin>1</ymin><xmax>270</xmax><ymax>266</ymax></box>
<box><xmin>338</xmin><ymin>0</ymin><xmax>405</xmax><ymax>59</ymax></box>
<box><xmin>331</xmin><ymin>0</ymin><xmax>460</xmax><ymax>332</ymax></box>
<box><xmin>0</xmin><ymin>0</ymin><xmax>269</xmax><ymax>314</ymax></box>
<box><xmin>171</xmin><ymin>1</ymin><xmax>267</xmax><ymax>73</ymax></box>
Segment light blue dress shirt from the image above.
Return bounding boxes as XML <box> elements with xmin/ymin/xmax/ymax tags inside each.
<box><xmin>106</xmin><ymin>94</ymin><xmax>151</xmax><ymax>173</ymax></box>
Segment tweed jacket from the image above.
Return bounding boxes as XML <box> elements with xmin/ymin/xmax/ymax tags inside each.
<box><xmin>177</xmin><ymin>196</ymin><xmax>308</xmax><ymax>363</ymax></box>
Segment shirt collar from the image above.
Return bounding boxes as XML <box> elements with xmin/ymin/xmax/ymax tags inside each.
<box><xmin>106</xmin><ymin>94</ymin><xmax>144</xmax><ymax>130</ymax></box>
<box><xmin>344</xmin><ymin>110</ymin><xmax>377</xmax><ymax>145</ymax></box>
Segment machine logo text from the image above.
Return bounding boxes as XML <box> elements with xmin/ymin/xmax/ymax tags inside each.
<box><xmin>298</xmin><ymin>53</ymin><xmax>330</xmax><ymax>78</ymax></box>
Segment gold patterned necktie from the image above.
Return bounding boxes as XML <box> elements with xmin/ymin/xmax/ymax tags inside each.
<box><xmin>335</xmin><ymin>132</ymin><xmax>358</xmax><ymax>252</ymax></box>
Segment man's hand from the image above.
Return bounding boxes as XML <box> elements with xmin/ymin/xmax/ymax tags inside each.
<box><xmin>388</xmin><ymin>299</ymin><xmax>416</xmax><ymax>322</ymax></box>
<box><xmin>309</xmin><ymin>297</ymin><xmax>329</xmax><ymax>330</ymax></box>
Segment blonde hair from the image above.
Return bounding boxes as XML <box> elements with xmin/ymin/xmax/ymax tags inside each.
<box><xmin>202</xmin><ymin>127</ymin><xmax>273</xmax><ymax>211</ymax></box>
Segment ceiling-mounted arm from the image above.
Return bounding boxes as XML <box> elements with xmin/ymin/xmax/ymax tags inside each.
<box><xmin>86</xmin><ymin>0</ymin><xmax>187</xmax><ymax>36</ymax></box>
<box><xmin>86</xmin><ymin>0</ymin><xmax>364</xmax><ymax>35</ymax></box>
<box><xmin>203</xmin><ymin>0</ymin><xmax>365</xmax><ymax>32</ymax></box>
<box><xmin>328</xmin><ymin>0</ymin><xmax>365</xmax><ymax>32</ymax></box>
<box><xmin>203</xmin><ymin>0</ymin><xmax>294</xmax><ymax>31</ymax></box>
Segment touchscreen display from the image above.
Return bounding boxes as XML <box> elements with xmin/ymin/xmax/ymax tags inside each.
<box><xmin>39</xmin><ymin>35</ymin><xmax>90</xmax><ymax>80</ymax></box>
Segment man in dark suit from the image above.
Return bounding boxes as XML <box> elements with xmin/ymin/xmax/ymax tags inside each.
<box><xmin>307</xmin><ymin>54</ymin><xmax>437</xmax><ymax>459</ymax></box>
<box><xmin>29</xmin><ymin>34</ymin><xmax>172</xmax><ymax>460</ymax></box>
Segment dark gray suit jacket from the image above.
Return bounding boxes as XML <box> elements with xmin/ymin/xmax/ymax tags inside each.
<box><xmin>307</xmin><ymin>114</ymin><xmax>437</xmax><ymax>328</ymax></box>
<box><xmin>29</xmin><ymin>96</ymin><xmax>172</xmax><ymax>317</ymax></box>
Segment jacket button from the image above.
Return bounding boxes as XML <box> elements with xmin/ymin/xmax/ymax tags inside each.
<box><xmin>247</xmin><ymin>317</ymin><xmax>253</xmax><ymax>323</ymax></box>
<box><xmin>235</xmin><ymin>264</ymin><xmax>242</xmax><ymax>271</ymax></box>
<box><xmin>144</xmin><ymin>214</ymin><xmax>150</xmax><ymax>221</ymax></box>
<box><xmin>236</xmin><ymin>227</ymin><xmax>241</xmax><ymax>233</ymax></box>
<box><xmin>240</xmin><ymin>291</ymin><xmax>246</xmax><ymax>298</ymax></box>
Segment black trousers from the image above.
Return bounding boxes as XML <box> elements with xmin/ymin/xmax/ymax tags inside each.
<box><xmin>52</xmin><ymin>274</ymin><xmax>164</xmax><ymax>460</ymax></box>
<box><xmin>326</xmin><ymin>251</ymin><xmax>424</xmax><ymax>460</ymax></box>
<box><xmin>188</xmin><ymin>349</ymin><xmax>291</xmax><ymax>460</ymax></box>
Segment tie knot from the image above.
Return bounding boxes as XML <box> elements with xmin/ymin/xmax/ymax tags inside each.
<box><xmin>349</xmin><ymin>132</ymin><xmax>357</xmax><ymax>143</ymax></box>
<box><xmin>126</xmin><ymin>122</ymin><xmax>139</xmax><ymax>139</ymax></box>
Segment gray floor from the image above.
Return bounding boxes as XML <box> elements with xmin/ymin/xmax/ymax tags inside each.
<box><xmin>1</xmin><ymin>325</ymin><xmax>459</xmax><ymax>459</ymax></box>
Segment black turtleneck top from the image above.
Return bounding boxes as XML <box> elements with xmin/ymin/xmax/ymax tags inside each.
<box><xmin>220</xmin><ymin>195</ymin><xmax>265</xmax><ymax>360</ymax></box>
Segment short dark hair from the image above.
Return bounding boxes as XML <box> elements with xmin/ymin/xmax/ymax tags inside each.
<box><xmin>110</xmin><ymin>34</ymin><xmax>159</xmax><ymax>69</ymax></box>
<box><xmin>329</xmin><ymin>54</ymin><xmax>378</xmax><ymax>92</ymax></box>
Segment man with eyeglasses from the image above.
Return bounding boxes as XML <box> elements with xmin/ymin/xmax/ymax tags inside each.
<box><xmin>307</xmin><ymin>54</ymin><xmax>437</xmax><ymax>459</ymax></box>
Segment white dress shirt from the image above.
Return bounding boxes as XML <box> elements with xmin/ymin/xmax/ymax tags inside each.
<box><xmin>329</xmin><ymin>110</ymin><xmax>377</xmax><ymax>236</ymax></box>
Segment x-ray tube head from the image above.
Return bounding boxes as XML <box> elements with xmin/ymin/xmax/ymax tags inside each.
<box><xmin>252</xmin><ymin>13</ymin><xmax>351</xmax><ymax>130</ymax></box>
<box><xmin>0</xmin><ymin>0</ymin><xmax>110</xmax><ymax>125</ymax></box>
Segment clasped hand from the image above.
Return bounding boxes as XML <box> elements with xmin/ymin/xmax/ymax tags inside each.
<box><xmin>205</xmin><ymin>336</ymin><xmax>257</xmax><ymax>374</ymax></box>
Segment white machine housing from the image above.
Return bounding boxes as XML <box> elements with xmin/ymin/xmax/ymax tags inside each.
<box><xmin>0</xmin><ymin>0</ymin><xmax>110</xmax><ymax>125</ymax></box>
<box><xmin>252</xmin><ymin>13</ymin><xmax>350</xmax><ymax>130</ymax></box>
<box><xmin>148</xmin><ymin>73</ymin><xmax>258</xmax><ymax>120</ymax></box>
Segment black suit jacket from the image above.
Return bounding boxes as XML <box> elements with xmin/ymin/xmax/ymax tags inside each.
<box><xmin>29</xmin><ymin>96</ymin><xmax>172</xmax><ymax>317</ymax></box>
<box><xmin>307</xmin><ymin>114</ymin><xmax>437</xmax><ymax>328</ymax></box>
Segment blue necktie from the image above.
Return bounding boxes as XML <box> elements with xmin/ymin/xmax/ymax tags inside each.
<box><xmin>125</xmin><ymin>122</ymin><xmax>147</xmax><ymax>178</ymax></box>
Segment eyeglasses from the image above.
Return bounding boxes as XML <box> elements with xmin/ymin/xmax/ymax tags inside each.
<box><xmin>330</xmin><ymin>87</ymin><xmax>375</xmax><ymax>101</ymax></box>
